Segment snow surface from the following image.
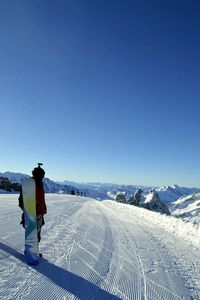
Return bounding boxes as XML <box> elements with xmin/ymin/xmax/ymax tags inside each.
<box><xmin>1</xmin><ymin>194</ymin><xmax>200</xmax><ymax>299</ymax></box>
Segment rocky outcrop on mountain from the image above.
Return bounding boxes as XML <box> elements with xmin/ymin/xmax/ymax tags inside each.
<box><xmin>143</xmin><ymin>190</ymin><xmax>171</xmax><ymax>215</ymax></box>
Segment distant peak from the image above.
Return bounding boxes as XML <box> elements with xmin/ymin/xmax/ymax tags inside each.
<box><xmin>172</xmin><ymin>184</ymin><xmax>179</xmax><ymax>188</ymax></box>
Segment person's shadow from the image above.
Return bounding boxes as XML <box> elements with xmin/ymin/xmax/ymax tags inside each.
<box><xmin>0</xmin><ymin>242</ymin><xmax>120</xmax><ymax>299</ymax></box>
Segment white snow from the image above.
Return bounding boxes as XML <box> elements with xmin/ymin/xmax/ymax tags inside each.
<box><xmin>1</xmin><ymin>194</ymin><xmax>200</xmax><ymax>299</ymax></box>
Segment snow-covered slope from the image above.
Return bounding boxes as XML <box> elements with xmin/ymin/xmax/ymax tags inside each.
<box><xmin>1</xmin><ymin>194</ymin><xmax>200</xmax><ymax>299</ymax></box>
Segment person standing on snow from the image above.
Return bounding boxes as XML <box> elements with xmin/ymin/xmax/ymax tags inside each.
<box><xmin>18</xmin><ymin>164</ymin><xmax>47</xmax><ymax>243</ymax></box>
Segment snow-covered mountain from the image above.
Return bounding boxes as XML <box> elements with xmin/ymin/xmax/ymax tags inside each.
<box><xmin>144</xmin><ymin>190</ymin><xmax>171</xmax><ymax>215</ymax></box>
<box><xmin>62</xmin><ymin>181</ymin><xmax>114</xmax><ymax>200</ymax></box>
<box><xmin>0</xmin><ymin>172</ymin><xmax>79</xmax><ymax>195</ymax></box>
<box><xmin>62</xmin><ymin>180</ymin><xmax>153</xmax><ymax>200</ymax></box>
<box><xmin>0</xmin><ymin>172</ymin><xmax>29</xmax><ymax>184</ymax></box>
<box><xmin>170</xmin><ymin>192</ymin><xmax>200</xmax><ymax>224</ymax></box>
<box><xmin>1</xmin><ymin>171</ymin><xmax>200</xmax><ymax>203</ymax></box>
<box><xmin>43</xmin><ymin>178</ymin><xmax>80</xmax><ymax>195</ymax></box>
<box><xmin>154</xmin><ymin>184</ymin><xmax>200</xmax><ymax>203</ymax></box>
<box><xmin>63</xmin><ymin>180</ymin><xmax>200</xmax><ymax>203</ymax></box>
<box><xmin>141</xmin><ymin>186</ymin><xmax>200</xmax><ymax>221</ymax></box>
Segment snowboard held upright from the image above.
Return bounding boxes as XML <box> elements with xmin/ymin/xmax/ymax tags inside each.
<box><xmin>22</xmin><ymin>178</ymin><xmax>39</xmax><ymax>265</ymax></box>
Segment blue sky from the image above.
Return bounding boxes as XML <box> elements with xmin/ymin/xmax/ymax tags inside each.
<box><xmin>0</xmin><ymin>0</ymin><xmax>200</xmax><ymax>187</ymax></box>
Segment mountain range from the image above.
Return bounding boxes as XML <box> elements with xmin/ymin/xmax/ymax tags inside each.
<box><xmin>1</xmin><ymin>171</ymin><xmax>200</xmax><ymax>223</ymax></box>
<box><xmin>1</xmin><ymin>171</ymin><xmax>199</xmax><ymax>201</ymax></box>
<box><xmin>0</xmin><ymin>172</ymin><xmax>79</xmax><ymax>195</ymax></box>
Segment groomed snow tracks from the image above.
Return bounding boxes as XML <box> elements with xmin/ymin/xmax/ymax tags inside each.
<box><xmin>1</xmin><ymin>195</ymin><xmax>200</xmax><ymax>299</ymax></box>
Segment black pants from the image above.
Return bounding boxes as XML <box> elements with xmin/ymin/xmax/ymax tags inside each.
<box><xmin>37</xmin><ymin>215</ymin><xmax>43</xmax><ymax>243</ymax></box>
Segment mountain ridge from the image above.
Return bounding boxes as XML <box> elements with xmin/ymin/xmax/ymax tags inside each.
<box><xmin>1</xmin><ymin>171</ymin><xmax>200</xmax><ymax>202</ymax></box>
<box><xmin>1</xmin><ymin>171</ymin><xmax>200</xmax><ymax>224</ymax></box>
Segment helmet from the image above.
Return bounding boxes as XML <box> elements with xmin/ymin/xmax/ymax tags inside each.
<box><xmin>32</xmin><ymin>163</ymin><xmax>45</xmax><ymax>179</ymax></box>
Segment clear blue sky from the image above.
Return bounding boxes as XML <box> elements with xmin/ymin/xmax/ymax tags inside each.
<box><xmin>0</xmin><ymin>0</ymin><xmax>200</xmax><ymax>187</ymax></box>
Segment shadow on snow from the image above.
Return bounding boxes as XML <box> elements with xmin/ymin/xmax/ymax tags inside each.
<box><xmin>0</xmin><ymin>241</ymin><xmax>120</xmax><ymax>299</ymax></box>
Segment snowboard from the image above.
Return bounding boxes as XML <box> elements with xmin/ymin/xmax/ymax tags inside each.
<box><xmin>22</xmin><ymin>178</ymin><xmax>39</xmax><ymax>265</ymax></box>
